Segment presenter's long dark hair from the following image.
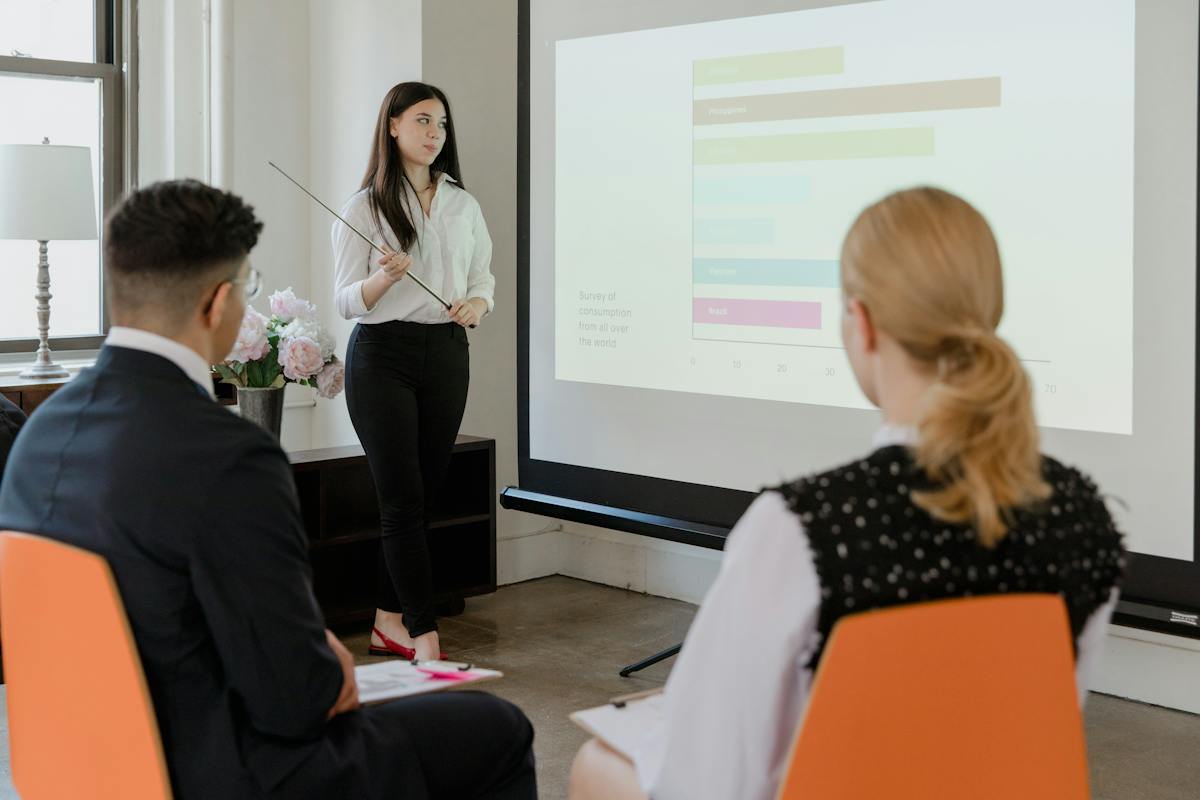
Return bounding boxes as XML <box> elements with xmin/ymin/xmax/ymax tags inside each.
<box><xmin>361</xmin><ymin>81</ymin><xmax>464</xmax><ymax>252</ymax></box>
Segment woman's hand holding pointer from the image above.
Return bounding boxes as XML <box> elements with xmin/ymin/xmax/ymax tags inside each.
<box><xmin>449</xmin><ymin>298</ymin><xmax>487</xmax><ymax>328</ymax></box>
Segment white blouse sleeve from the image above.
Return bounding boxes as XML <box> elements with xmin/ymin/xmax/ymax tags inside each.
<box><xmin>633</xmin><ymin>491</ymin><xmax>823</xmax><ymax>800</ymax></box>
<box><xmin>332</xmin><ymin>195</ymin><xmax>375</xmax><ymax>320</ymax></box>
<box><xmin>1074</xmin><ymin>588</ymin><xmax>1119</xmax><ymax>707</ymax></box>
<box><xmin>464</xmin><ymin>199</ymin><xmax>495</xmax><ymax>313</ymax></box>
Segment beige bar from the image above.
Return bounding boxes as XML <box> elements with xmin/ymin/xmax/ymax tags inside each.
<box><xmin>694</xmin><ymin>77</ymin><xmax>1001</xmax><ymax>126</ymax></box>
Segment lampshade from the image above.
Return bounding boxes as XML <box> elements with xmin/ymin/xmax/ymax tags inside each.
<box><xmin>0</xmin><ymin>144</ymin><xmax>97</xmax><ymax>241</ymax></box>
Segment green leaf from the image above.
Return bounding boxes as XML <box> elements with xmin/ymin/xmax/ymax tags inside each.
<box><xmin>262</xmin><ymin>358</ymin><xmax>282</xmax><ymax>386</ymax></box>
<box><xmin>270</xmin><ymin>374</ymin><xmax>286</xmax><ymax>389</ymax></box>
<box><xmin>246</xmin><ymin>359</ymin><xmax>266</xmax><ymax>388</ymax></box>
<box><xmin>214</xmin><ymin>363</ymin><xmax>237</xmax><ymax>382</ymax></box>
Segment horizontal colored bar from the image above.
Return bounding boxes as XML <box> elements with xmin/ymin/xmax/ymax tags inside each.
<box><xmin>693</xmin><ymin>176</ymin><xmax>811</xmax><ymax>205</ymax></box>
<box><xmin>693</xmin><ymin>258</ymin><xmax>840</xmax><ymax>288</ymax></box>
<box><xmin>694</xmin><ymin>46</ymin><xmax>844</xmax><ymax>86</ymax></box>
<box><xmin>694</xmin><ymin>77</ymin><xmax>1002</xmax><ymax>125</ymax></box>
<box><xmin>695</xmin><ymin>127</ymin><xmax>935</xmax><ymax>165</ymax></box>
<box><xmin>693</xmin><ymin>297</ymin><xmax>822</xmax><ymax>329</ymax></box>
<box><xmin>694</xmin><ymin>217</ymin><xmax>775</xmax><ymax>245</ymax></box>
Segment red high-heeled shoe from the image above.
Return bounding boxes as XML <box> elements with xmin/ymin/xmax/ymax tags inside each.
<box><xmin>368</xmin><ymin>626</ymin><xmax>446</xmax><ymax>660</ymax></box>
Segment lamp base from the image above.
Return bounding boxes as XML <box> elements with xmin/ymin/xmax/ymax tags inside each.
<box><xmin>20</xmin><ymin>240</ymin><xmax>71</xmax><ymax>381</ymax></box>
<box><xmin>19</xmin><ymin>361</ymin><xmax>69</xmax><ymax>380</ymax></box>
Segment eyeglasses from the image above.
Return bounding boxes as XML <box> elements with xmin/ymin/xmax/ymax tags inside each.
<box><xmin>231</xmin><ymin>266</ymin><xmax>263</xmax><ymax>301</ymax></box>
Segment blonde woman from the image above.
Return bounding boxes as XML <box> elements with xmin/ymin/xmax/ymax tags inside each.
<box><xmin>569</xmin><ymin>188</ymin><xmax>1126</xmax><ymax>800</ymax></box>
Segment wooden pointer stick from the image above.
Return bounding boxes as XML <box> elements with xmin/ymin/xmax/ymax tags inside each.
<box><xmin>268</xmin><ymin>161</ymin><xmax>476</xmax><ymax>327</ymax></box>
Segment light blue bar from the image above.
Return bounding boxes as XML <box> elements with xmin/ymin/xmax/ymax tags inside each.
<box><xmin>694</xmin><ymin>218</ymin><xmax>775</xmax><ymax>245</ymax></box>
<box><xmin>693</xmin><ymin>258</ymin><xmax>841</xmax><ymax>288</ymax></box>
<box><xmin>693</xmin><ymin>176</ymin><xmax>811</xmax><ymax>205</ymax></box>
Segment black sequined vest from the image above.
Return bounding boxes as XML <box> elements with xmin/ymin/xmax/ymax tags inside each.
<box><xmin>772</xmin><ymin>446</ymin><xmax>1125</xmax><ymax>667</ymax></box>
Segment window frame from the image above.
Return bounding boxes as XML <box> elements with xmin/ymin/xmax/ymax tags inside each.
<box><xmin>0</xmin><ymin>0</ymin><xmax>137</xmax><ymax>354</ymax></box>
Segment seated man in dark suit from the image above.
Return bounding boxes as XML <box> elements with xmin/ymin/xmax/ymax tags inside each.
<box><xmin>0</xmin><ymin>180</ymin><xmax>535</xmax><ymax>800</ymax></box>
<box><xmin>0</xmin><ymin>394</ymin><xmax>25</xmax><ymax>482</ymax></box>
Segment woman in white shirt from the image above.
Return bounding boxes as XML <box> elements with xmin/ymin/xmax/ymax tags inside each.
<box><xmin>334</xmin><ymin>82</ymin><xmax>495</xmax><ymax>662</ymax></box>
<box><xmin>568</xmin><ymin>187</ymin><xmax>1125</xmax><ymax>800</ymax></box>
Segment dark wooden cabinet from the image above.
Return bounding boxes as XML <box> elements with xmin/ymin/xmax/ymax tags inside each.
<box><xmin>290</xmin><ymin>436</ymin><xmax>498</xmax><ymax>626</ymax></box>
<box><xmin>1</xmin><ymin>374</ymin><xmax>498</xmax><ymax>627</ymax></box>
<box><xmin>0</xmin><ymin>375</ymin><xmax>71</xmax><ymax>415</ymax></box>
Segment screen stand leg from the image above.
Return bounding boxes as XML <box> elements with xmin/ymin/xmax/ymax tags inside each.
<box><xmin>619</xmin><ymin>643</ymin><xmax>681</xmax><ymax>677</ymax></box>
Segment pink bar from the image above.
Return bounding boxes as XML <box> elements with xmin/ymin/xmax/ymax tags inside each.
<box><xmin>693</xmin><ymin>297</ymin><xmax>822</xmax><ymax>329</ymax></box>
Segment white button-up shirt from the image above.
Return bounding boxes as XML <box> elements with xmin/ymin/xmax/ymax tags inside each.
<box><xmin>632</xmin><ymin>425</ymin><xmax>1119</xmax><ymax>800</ymax></box>
<box><xmin>332</xmin><ymin>174</ymin><xmax>495</xmax><ymax>324</ymax></box>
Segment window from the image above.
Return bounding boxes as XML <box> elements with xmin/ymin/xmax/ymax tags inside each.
<box><xmin>0</xmin><ymin>0</ymin><xmax>133</xmax><ymax>352</ymax></box>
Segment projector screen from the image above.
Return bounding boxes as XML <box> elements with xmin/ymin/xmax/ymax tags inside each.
<box><xmin>518</xmin><ymin>0</ymin><xmax>1200</xmax><ymax>618</ymax></box>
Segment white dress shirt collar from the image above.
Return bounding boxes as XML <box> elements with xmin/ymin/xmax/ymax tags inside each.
<box><xmin>872</xmin><ymin>423</ymin><xmax>918</xmax><ymax>449</ymax></box>
<box><xmin>105</xmin><ymin>326</ymin><xmax>215</xmax><ymax>399</ymax></box>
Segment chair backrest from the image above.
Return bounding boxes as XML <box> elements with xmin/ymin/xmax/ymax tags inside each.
<box><xmin>0</xmin><ymin>531</ymin><xmax>172</xmax><ymax>800</ymax></box>
<box><xmin>777</xmin><ymin>594</ymin><xmax>1089</xmax><ymax>800</ymax></box>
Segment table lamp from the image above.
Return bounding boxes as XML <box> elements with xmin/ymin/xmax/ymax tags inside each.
<box><xmin>0</xmin><ymin>141</ymin><xmax>98</xmax><ymax>379</ymax></box>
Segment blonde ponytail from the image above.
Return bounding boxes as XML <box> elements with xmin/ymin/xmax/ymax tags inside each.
<box><xmin>914</xmin><ymin>329</ymin><xmax>1049</xmax><ymax>546</ymax></box>
<box><xmin>841</xmin><ymin>188</ymin><xmax>1050</xmax><ymax>547</ymax></box>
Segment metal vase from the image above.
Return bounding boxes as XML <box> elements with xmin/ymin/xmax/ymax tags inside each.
<box><xmin>236</xmin><ymin>386</ymin><xmax>285</xmax><ymax>441</ymax></box>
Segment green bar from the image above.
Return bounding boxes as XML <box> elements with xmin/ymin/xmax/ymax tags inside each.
<box><xmin>694</xmin><ymin>46</ymin><xmax>844</xmax><ymax>86</ymax></box>
<box><xmin>694</xmin><ymin>127</ymin><xmax>935</xmax><ymax>165</ymax></box>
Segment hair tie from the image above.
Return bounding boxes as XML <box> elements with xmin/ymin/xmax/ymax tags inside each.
<box><xmin>937</xmin><ymin>327</ymin><xmax>992</xmax><ymax>377</ymax></box>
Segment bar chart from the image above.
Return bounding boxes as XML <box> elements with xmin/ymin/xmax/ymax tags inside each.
<box><xmin>691</xmin><ymin>46</ymin><xmax>1002</xmax><ymax>347</ymax></box>
<box><xmin>550</xmin><ymin>0</ymin><xmax>1134</xmax><ymax>433</ymax></box>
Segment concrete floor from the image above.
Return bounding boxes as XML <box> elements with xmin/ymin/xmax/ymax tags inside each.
<box><xmin>2</xmin><ymin>575</ymin><xmax>1198</xmax><ymax>798</ymax></box>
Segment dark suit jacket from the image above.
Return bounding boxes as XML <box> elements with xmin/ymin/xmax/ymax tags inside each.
<box><xmin>0</xmin><ymin>394</ymin><xmax>26</xmax><ymax>484</ymax></box>
<box><xmin>0</xmin><ymin>347</ymin><xmax>359</xmax><ymax>798</ymax></box>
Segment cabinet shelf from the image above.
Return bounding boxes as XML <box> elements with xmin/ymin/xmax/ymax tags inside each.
<box><xmin>430</xmin><ymin>512</ymin><xmax>492</xmax><ymax>530</ymax></box>
<box><xmin>291</xmin><ymin>436</ymin><xmax>497</xmax><ymax>624</ymax></box>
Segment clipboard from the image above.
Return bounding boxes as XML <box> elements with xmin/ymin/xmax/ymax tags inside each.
<box><xmin>569</xmin><ymin>688</ymin><xmax>665</xmax><ymax>759</ymax></box>
<box><xmin>355</xmin><ymin>659</ymin><xmax>502</xmax><ymax>705</ymax></box>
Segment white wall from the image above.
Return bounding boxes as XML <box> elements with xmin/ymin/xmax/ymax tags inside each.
<box><xmin>421</xmin><ymin>0</ymin><xmax>563</xmax><ymax>584</ymax></box>
<box><xmin>137</xmin><ymin>0</ymin><xmax>206</xmax><ymax>183</ymax></box>
<box><xmin>229</xmin><ymin>0</ymin><xmax>315</xmax><ymax>450</ymax></box>
<box><xmin>138</xmin><ymin>0</ymin><xmax>421</xmax><ymax>452</ymax></box>
<box><xmin>308</xmin><ymin>0</ymin><xmax>422</xmax><ymax>450</ymax></box>
<box><xmin>420</xmin><ymin>0</ymin><xmax>723</xmax><ymax>595</ymax></box>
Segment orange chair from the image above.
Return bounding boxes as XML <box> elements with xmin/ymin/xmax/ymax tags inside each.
<box><xmin>0</xmin><ymin>531</ymin><xmax>172</xmax><ymax>799</ymax></box>
<box><xmin>776</xmin><ymin>594</ymin><xmax>1089</xmax><ymax>800</ymax></box>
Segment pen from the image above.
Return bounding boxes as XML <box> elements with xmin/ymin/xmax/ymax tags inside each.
<box><xmin>609</xmin><ymin>687</ymin><xmax>664</xmax><ymax>708</ymax></box>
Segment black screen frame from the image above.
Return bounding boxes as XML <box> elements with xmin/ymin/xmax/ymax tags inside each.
<box><xmin>509</xmin><ymin>0</ymin><xmax>1200</xmax><ymax>637</ymax></box>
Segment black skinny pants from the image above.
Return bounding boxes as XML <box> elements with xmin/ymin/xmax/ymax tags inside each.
<box><xmin>345</xmin><ymin>320</ymin><xmax>469</xmax><ymax>638</ymax></box>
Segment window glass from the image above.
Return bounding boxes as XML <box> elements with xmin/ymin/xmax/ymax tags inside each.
<box><xmin>0</xmin><ymin>73</ymin><xmax>102</xmax><ymax>339</ymax></box>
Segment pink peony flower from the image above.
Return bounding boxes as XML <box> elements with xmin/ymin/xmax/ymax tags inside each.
<box><xmin>269</xmin><ymin>287</ymin><xmax>317</xmax><ymax>323</ymax></box>
<box><xmin>225</xmin><ymin>307</ymin><xmax>271</xmax><ymax>363</ymax></box>
<box><xmin>278</xmin><ymin>335</ymin><xmax>325</xmax><ymax>381</ymax></box>
<box><xmin>315</xmin><ymin>358</ymin><xmax>345</xmax><ymax>399</ymax></box>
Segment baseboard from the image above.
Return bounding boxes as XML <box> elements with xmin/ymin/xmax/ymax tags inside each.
<box><xmin>1092</xmin><ymin>624</ymin><xmax>1200</xmax><ymax>714</ymax></box>
<box><xmin>495</xmin><ymin>523</ymin><xmax>723</xmax><ymax>603</ymax></box>
<box><xmin>497</xmin><ymin>528</ymin><xmax>566</xmax><ymax>585</ymax></box>
<box><xmin>555</xmin><ymin>524</ymin><xmax>722</xmax><ymax>604</ymax></box>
